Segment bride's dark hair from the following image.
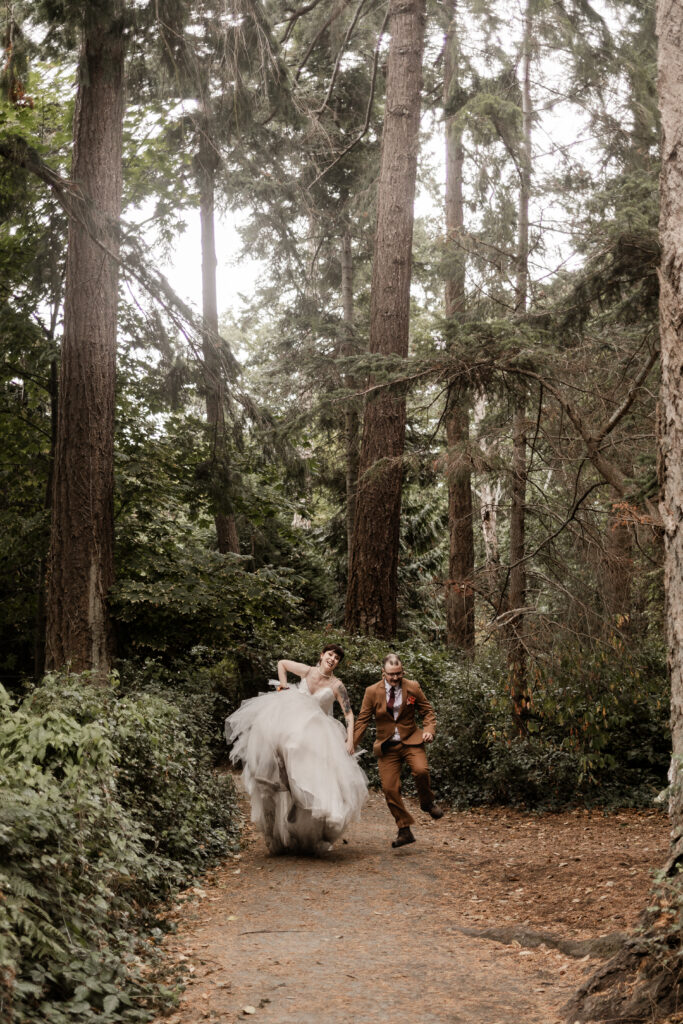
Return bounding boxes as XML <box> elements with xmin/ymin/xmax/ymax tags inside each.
<box><xmin>321</xmin><ymin>643</ymin><xmax>345</xmax><ymax>663</ymax></box>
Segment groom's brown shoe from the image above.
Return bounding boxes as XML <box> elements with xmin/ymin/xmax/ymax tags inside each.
<box><xmin>392</xmin><ymin>826</ymin><xmax>416</xmax><ymax>848</ymax></box>
<box><xmin>422</xmin><ymin>803</ymin><xmax>444</xmax><ymax>820</ymax></box>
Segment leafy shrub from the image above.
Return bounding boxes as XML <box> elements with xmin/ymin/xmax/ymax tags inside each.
<box><xmin>116</xmin><ymin>653</ymin><xmax>247</xmax><ymax>762</ymax></box>
<box><xmin>22</xmin><ymin>672</ymin><xmax>241</xmax><ymax>876</ymax></box>
<box><xmin>530</xmin><ymin>635</ymin><xmax>670</xmax><ymax>804</ymax></box>
<box><xmin>433</xmin><ymin>639</ymin><xmax>669</xmax><ymax>808</ymax></box>
<box><xmin>0</xmin><ymin>673</ymin><xmax>241</xmax><ymax>1023</ymax></box>
<box><xmin>112</xmin><ymin>543</ymin><xmax>304</xmax><ymax>664</ymax></box>
<box><xmin>0</xmin><ymin>689</ymin><xmax>159</xmax><ymax>1023</ymax></box>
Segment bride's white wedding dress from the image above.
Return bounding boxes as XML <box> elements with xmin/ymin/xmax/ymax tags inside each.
<box><xmin>224</xmin><ymin>677</ymin><xmax>368</xmax><ymax>854</ymax></box>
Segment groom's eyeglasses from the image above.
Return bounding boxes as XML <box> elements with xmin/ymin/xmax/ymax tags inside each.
<box><xmin>384</xmin><ymin>669</ymin><xmax>403</xmax><ymax>678</ymax></box>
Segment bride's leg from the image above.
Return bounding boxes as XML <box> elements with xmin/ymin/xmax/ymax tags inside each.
<box><xmin>254</xmin><ymin>749</ymin><xmax>290</xmax><ymax>793</ymax></box>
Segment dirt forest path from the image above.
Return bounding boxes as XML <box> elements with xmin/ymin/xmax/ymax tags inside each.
<box><xmin>158</xmin><ymin>790</ymin><xmax>669</xmax><ymax>1024</ymax></box>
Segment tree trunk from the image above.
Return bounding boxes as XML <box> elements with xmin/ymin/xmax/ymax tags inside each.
<box><xmin>506</xmin><ymin>0</ymin><xmax>532</xmax><ymax>730</ymax></box>
<box><xmin>657</xmin><ymin>0</ymin><xmax>683</xmax><ymax>850</ymax></box>
<box><xmin>479</xmin><ymin>481</ymin><xmax>501</xmax><ymax>570</ymax></box>
<box><xmin>473</xmin><ymin>392</ymin><xmax>502</xmax><ymax>602</ymax></box>
<box><xmin>507</xmin><ymin>406</ymin><xmax>528</xmax><ymax>729</ymax></box>
<box><xmin>344</xmin><ymin>0</ymin><xmax>426</xmax><ymax>636</ymax></box>
<box><xmin>45</xmin><ymin>4</ymin><xmax>124</xmax><ymax>675</ymax></box>
<box><xmin>340</xmin><ymin>228</ymin><xmax>360</xmax><ymax>561</ymax></box>
<box><xmin>34</xmin><ymin>357</ymin><xmax>58</xmax><ymax>679</ymax></box>
<box><xmin>197</xmin><ymin>126</ymin><xmax>240</xmax><ymax>555</ymax></box>
<box><xmin>558</xmin><ymin>10</ymin><xmax>683</xmax><ymax>1020</ymax></box>
<box><xmin>444</xmin><ymin>0</ymin><xmax>474</xmax><ymax>652</ymax></box>
<box><xmin>602</xmin><ymin>495</ymin><xmax>633</xmax><ymax>632</ymax></box>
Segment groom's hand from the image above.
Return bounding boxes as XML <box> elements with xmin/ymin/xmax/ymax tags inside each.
<box><xmin>423</xmin><ymin>731</ymin><xmax>434</xmax><ymax>743</ymax></box>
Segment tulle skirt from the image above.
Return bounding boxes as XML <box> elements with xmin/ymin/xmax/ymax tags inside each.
<box><xmin>225</xmin><ymin>689</ymin><xmax>367</xmax><ymax>854</ymax></box>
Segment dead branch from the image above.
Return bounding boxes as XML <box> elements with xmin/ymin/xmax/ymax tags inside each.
<box><xmin>306</xmin><ymin>3</ymin><xmax>389</xmax><ymax>189</ymax></box>
<box><xmin>315</xmin><ymin>0</ymin><xmax>371</xmax><ymax>116</ymax></box>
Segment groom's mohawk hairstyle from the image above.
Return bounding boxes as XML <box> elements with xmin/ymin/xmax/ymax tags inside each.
<box><xmin>383</xmin><ymin>653</ymin><xmax>401</xmax><ymax>667</ymax></box>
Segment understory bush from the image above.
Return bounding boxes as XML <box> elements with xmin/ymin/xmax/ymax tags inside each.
<box><xmin>267</xmin><ymin>627</ymin><xmax>670</xmax><ymax>809</ymax></box>
<box><xmin>111</xmin><ymin>543</ymin><xmax>305</xmax><ymax>665</ymax></box>
<box><xmin>115</xmin><ymin>653</ymin><xmax>247</xmax><ymax>762</ymax></box>
<box><xmin>0</xmin><ymin>672</ymin><xmax>241</xmax><ymax>1024</ymax></box>
<box><xmin>435</xmin><ymin>638</ymin><xmax>669</xmax><ymax>808</ymax></box>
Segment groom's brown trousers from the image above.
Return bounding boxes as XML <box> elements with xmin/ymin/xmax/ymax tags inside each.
<box><xmin>377</xmin><ymin>740</ymin><xmax>435</xmax><ymax>828</ymax></box>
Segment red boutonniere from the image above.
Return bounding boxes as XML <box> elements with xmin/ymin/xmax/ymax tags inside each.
<box><xmin>406</xmin><ymin>695</ymin><xmax>416</xmax><ymax>706</ymax></box>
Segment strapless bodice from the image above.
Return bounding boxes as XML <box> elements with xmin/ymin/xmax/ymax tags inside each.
<box><xmin>298</xmin><ymin>677</ymin><xmax>335</xmax><ymax>715</ymax></box>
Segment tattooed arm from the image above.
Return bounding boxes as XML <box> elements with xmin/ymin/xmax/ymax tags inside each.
<box><xmin>333</xmin><ymin>680</ymin><xmax>356</xmax><ymax>755</ymax></box>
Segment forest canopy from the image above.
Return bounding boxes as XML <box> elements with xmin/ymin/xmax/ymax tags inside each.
<box><xmin>0</xmin><ymin>0</ymin><xmax>661</xmax><ymax>686</ymax></box>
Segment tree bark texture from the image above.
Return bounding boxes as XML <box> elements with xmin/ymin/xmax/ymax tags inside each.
<box><xmin>197</xmin><ymin>127</ymin><xmax>240</xmax><ymax>555</ymax></box>
<box><xmin>602</xmin><ymin>495</ymin><xmax>633</xmax><ymax>631</ymax></box>
<box><xmin>507</xmin><ymin>406</ymin><xmax>528</xmax><ymax>729</ymax></box>
<box><xmin>444</xmin><ymin>0</ymin><xmax>474</xmax><ymax>652</ymax></box>
<box><xmin>506</xmin><ymin>0</ymin><xmax>532</xmax><ymax>728</ymax></box>
<box><xmin>656</xmin><ymin>0</ymin><xmax>683</xmax><ymax>847</ymax></box>
<box><xmin>35</xmin><ymin>358</ymin><xmax>58</xmax><ymax>678</ymax></box>
<box><xmin>445</xmin><ymin>392</ymin><xmax>475</xmax><ymax>650</ymax></box>
<box><xmin>45</xmin><ymin>5</ymin><xmax>124</xmax><ymax>675</ymax></box>
<box><xmin>344</xmin><ymin>0</ymin><xmax>426</xmax><ymax>637</ymax></box>
<box><xmin>473</xmin><ymin>392</ymin><xmax>502</xmax><ymax>602</ymax></box>
<box><xmin>340</xmin><ymin>229</ymin><xmax>359</xmax><ymax>561</ymax></box>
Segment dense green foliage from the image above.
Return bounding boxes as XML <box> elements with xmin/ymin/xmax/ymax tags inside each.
<box><xmin>0</xmin><ymin>674</ymin><xmax>240</xmax><ymax>1024</ymax></box>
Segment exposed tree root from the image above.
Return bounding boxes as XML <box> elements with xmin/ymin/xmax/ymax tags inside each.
<box><xmin>561</xmin><ymin>937</ymin><xmax>683</xmax><ymax>1023</ymax></box>
<box><xmin>561</xmin><ymin>844</ymin><xmax>683</xmax><ymax>1022</ymax></box>
<box><xmin>458</xmin><ymin>924</ymin><xmax>627</xmax><ymax>959</ymax></box>
<box><xmin>461</xmin><ymin>921</ymin><xmax>683</xmax><ymax>1023</ymax></box>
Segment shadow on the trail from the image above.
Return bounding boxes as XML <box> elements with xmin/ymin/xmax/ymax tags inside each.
<box><xmin>252</xmin><ymin>843</ymin><xmax>370</xmax><ymax>865</ymax></box>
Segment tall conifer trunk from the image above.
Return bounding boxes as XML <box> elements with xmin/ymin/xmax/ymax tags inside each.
<box><xmin>507</xmin><ymin>0</ymin><xmax>532</xmax><ymax>730</ymax></box>
<box><xmin>45</xmin><ymin>3</ymin><xmax>124</xmax><ymax>675</ymax></box>
<box><xmin>444</xmin><ymin>0</ymin><xmax>474</xmax><ymax>652</ymax></box>
<box><xmin>340</xmin><ymin>228</ymin><xmax>359</xmax><ymax>560</ymax></box>
<box><xmin>344</xmin><ymin>0</ymin><xmax>426</xmax><ymax>636</ymax></box>
<box><xmin>197</xmin><ymin>124</ymin><xmax>240</xmax><ymax>555</ymax></box>
<box><xmin>603</xmin><ymin>494</ymin><xmax>633</xmax><ymax>631</ymax></box>
<box><xmin>656</xmin><ymin>0</ymin><xmax>683</xmax><ymax>849</ymax></box>
<box><xmin>474</xmin><ymin>393</ymin><xmax>502</xmax><ymax>599</ymax></box>
<box><xmin>35</xmin><ymin>357</ymin><xmax>58</xmax><ymax>678</ymax></box>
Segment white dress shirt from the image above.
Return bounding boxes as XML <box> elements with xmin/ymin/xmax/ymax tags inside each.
<box><xmin>385</xmin><ymin>679</ymin><xmax>402</xmax><ymax>741</ymax></box>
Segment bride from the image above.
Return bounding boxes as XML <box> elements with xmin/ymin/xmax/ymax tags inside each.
<box><xmin>224</xmin><ymin>644</ymin><xmax>367</xmax><ymax>854</ymax></box>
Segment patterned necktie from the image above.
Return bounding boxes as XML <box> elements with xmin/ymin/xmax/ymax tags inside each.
<box><xmin>387</xmin><ymin>686</ymin><xmax>396</xmax><ymax>715</ymax></box>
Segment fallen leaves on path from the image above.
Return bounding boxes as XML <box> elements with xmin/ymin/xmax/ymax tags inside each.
<box><xmin>155</xmin><ymin>791</ymin><xmax>668</xmax><ymax>1024</ymax></box>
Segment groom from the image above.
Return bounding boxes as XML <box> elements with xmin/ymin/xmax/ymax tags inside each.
<box><xmin>353</xmin><ymin>653</ymin><xmax>443</xmax><ymax>848</ymax></box>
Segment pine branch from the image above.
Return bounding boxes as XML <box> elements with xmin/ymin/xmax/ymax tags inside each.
<box><xmin>294</xmin><ymin>0</ymin><xmax>348</xmax><ymax>81</ymax></box>
<box><xmin>280</xmin><ymin>0</ymin><xmax>330</xmax><ymax>44</ymax></box>
<box><xmin>307</xmin><ymin>2</ymin><xmax>389</xmax><ymax>189</ymax></box>
<box><xmin>314</xmin><ymin>0</ymin><xmax>372</xmax><ymax>116</ymax></box>
<box><xmin>0</xmin><ymin>134</ymin><xmax>240</xmax><ymax>385</ymax></box>
<box><xmin>512</xmin><ymin>350</ymin><xmax>659</xmax><ymax>512</ymax></box>
<box><xmin>596</xmin><ymin>345</ymin><xmax>659</xmax><ymax>442</ymax></box>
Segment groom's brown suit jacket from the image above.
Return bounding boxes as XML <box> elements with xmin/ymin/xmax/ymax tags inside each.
<box><xmin>353</xmin><ymin>678</ymin><xmax>437</xmax><ymax>757</ymax></box>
